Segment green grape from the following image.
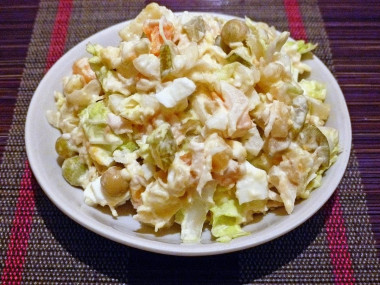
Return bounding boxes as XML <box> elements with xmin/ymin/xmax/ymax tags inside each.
<box><xmin>55</xmin><ymin>136</ymin><xmax>76</xmax><ymax>159</ymax></box>
<box><xmin>221</xmin><ymin>19</ymin><xmax>248</xmax><ymax>45</ymax></box>
<box><xmin>101</xmin><ymin>166</ymin><xmax>128</xmax><ymax>196</ymax></box>
<box><xmin>62</xmin><ymin>156</ymin><xmax>88</xmax><ymax>187</ymax></box>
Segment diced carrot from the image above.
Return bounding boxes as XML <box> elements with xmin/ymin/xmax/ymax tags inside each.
<box><xmin>210</xmin><ymin>91</ymin><xmax>224</xmax><ymax>102</ymax></box>
<box><xmin>213</xmin><ymin>160</ymin><xmax>242</xmax><ymax>187</ymax></box>
<box><xmin>143</xmin><ymin>20</ymin><xmax>174</xmax><ymax>56</ymax></box>
<box><xmin>180</xmin><ymin>152</ymin><xmax>192</xmax><ymax>166</ymax></box>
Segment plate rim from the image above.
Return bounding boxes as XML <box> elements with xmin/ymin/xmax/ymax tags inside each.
<box><xmin>25</xmin><ymin>12</ymin><xmax>352</xmax><ymax>256</ymax></box>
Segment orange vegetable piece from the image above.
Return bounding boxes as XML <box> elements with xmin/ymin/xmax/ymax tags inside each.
<box><xmin>72</xmin><ymin>57</ymin><xmax>96</xmax><ymax>83</ymax></box>
<box><xmin>143</xmin><ymin>20</ymin><xmax>174</xmax><ymax>55</ymax></box>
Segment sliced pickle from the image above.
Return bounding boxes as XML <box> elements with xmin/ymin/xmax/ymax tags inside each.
<box><xmin>160</xmin><ymin>43</ymin><xmax>173</xmax><ymax>80</ymax></box>
<box><xmin>297</xmin><ymin>124</ymin><xmax>330</xmax><ymax>169</ymax></box>
<box><xmin>307</xmin><ymin>97</ymin><xmax>330</xmax><ymax>121</ymax></box>
<box><xmin>226</xmin><ymin>52</ymin><xmax>252</xmax><ymax>67</ymax></box>
<box><xmin>250</xmin><ymin>151</ymin><xmax>281</xmax><ymax>172</ymax></box>
<box><xmin>183</xmin><ymin>16</ymin><xmax>206</xmax><ymax>42</ymax></box>
<box><xmin>215</xmin><ymin>35</ymin><xmax>231</xmax><ymax>54</ymax></box>
<box><xmin>291</xmin><ymin>95</ymin><xmax>309</xmax><ymax>135</ymax></box>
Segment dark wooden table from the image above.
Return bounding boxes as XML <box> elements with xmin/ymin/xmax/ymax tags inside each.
<box><xmin>0</xmin><ymin>1</ymin><xmax>379</xmax><ymax>281</ymax></box>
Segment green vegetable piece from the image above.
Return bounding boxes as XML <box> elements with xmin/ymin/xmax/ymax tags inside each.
<box><xmin>146</xmin><ymin>123</ymin><xmax>178</xmax><ymax>171</ymax></box>
<box><xmin>250</xmin><ymin>152</ymin><xmax>274</xmax><ymax>172</ymax></box>
<box><xmin>295</xmin><ymin>40</ymin><xmax>317</xmax><ymax>54</ymax></box>
<box><xmin>299</xmin><ymin>79</ymin><xmax>326</xmax><ymax>101</ymax></box>
<box><xmin>160</xmin><ymin>43</ymin><xmax>173</xmax><ymax>80</ymax></box>
<box><xmin>221</xmin><ymin>19</ymin><xmax>248</xmax><ymax>45</ymax></box>
<box><xmin>210</xmin><ymin>197</ymin><xmax>249</xmax><ymax>243</ymax></box>
<box><xmin>79</xmin><ymin>101</ymin><xmax>108</xmax><ymax>125</ymax></box>
<box><xmin>86</xmin><ymin>43</ymin><xmax>112</xmax><ymax>88</ymax></box>
<box><xmin>226</xmin><ymin>52</ymin><xmax>252</xmax><ymax>67</ymax></box>
<box><xmin>86</xmin><ymin>43</ymin><xmax>103</xmax><ymax>66</ymax></box>
<box><xmin>62</xmin><ymin>156</ymin><xmax>88</xmax><ymax>187</ymax></box>
<box><xmin>79</xmin><ymin>101</ymin><xmax>123</xmax><ymax>149</ymax></box>
<box><xmin>118</xmin><ymin>141</ymin><xmax>139</xmax><ymax>152</ymax></box>
<box><xmin>214</xmin><ymin>35</ymin><xmax>231</xmax><ymax>54</ymax></box>
<box><xmin>86</xmin><ymin>43</ymin><xmax>102</xmax><ymax>57</ymax></box>
<box><xmin>183</xmin><ymin>16</ymin><xmax>206</xmax><ymax>42</ymax></box>
<box><xmin>55</xmin><ymin>136</ymin><xmax>76</xmax><ymax>159</ymax></box>
<box><xmin>291</xmin><ymin>95</ymin><xmax>309</xmax><ymax>135</ymax></box>
<box><xmin>284</xmin><ymin>40</ymin><xmax>317</xmax><ymax>56</ymax></box>
<box><xmin>297</xmin><ymin>124</ymin><xmax>330</xmax><ymax>169</ymax></box>
<box><xmin>286</xmin><ymin>81</ymin><xmax>304</xmax><ymax>98</ymax></box>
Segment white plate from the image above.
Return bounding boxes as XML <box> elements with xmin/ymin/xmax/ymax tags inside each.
<box><xmin>25</xmin><ymin>13</ymin><xmax>352</xmax><ymax>256</ymax></box>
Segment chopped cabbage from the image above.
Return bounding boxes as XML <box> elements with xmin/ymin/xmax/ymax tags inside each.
<box><xmin>134</xmin><ymin>180</ymin><xmax>183</xmax><ymax>231</ymax></box>
<box><xmin>80</xmin><ymin>101</ymin><xmax>108</xmax><ymax>125</ymax></box>
<box><xmin>179</xmin><ymin>181</ymin><xmax>216</xmax><ymax>243</ymax></box>
<box><xmin>109</xmin><ymin>93</ymin><xmax>160</xmax><ymax>124</ymax></box>
<box><xmin>300</xmin><ymin>79</ymin><xmax>327</xmax><ymax>101</ymax></box>
<box><xmin>100</xmin><ymin>46</ymin><xmax>122</xmax><ymax>69</ymax></box>
<box><xmin>218</xmin><ymin>62</ymin><xmax>260</xmax><ymax>93</ymax></box>
<box><xmin>285</xmin><ymin>40</ymin><xmax>317</xmax><ymax>55</ymax></box>
<box><xmin>220</xmin><ymin>81</ymin><xmax>252</xmax><ymax>138</ymax></box>
<box><xmin>283</xmin><ymin>40</ymin><xmax>317</xmax><ymax>80</ymax></box>
<box><xmin>210</xmin><ymin>187</ymin><xmax>249</xmax><ymax>242</ymax></box>
<box><xmin>79</xmin><ymin>101</ymin><xmax>123</xmax><ymax>148</ymax></box>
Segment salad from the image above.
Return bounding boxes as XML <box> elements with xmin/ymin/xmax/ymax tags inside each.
<box><xmin>46</xmin><ymin>3</ymin><xmax>339</xmax><ymax>243</ymax></box>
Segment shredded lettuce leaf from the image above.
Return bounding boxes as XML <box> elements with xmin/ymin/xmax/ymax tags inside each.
<box><xmin>210</xmin><ymin>187</ymin><xmax>249</xmax><ymax>242</ymax></box>
<box><xmin>285</xmin><ymin>40</ymin><xmax>317</xmax><ymax>54</ymax></box>
<box><xmin>300</xmin><ymin>79</ymin><xmax>327</xmax><ymax>101</ymax></box>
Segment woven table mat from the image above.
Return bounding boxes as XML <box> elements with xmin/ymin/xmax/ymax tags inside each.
<box><xmin>1</xmin><ymin>0</ymin><xmax>379</xmax><ymax>284</ymax></box>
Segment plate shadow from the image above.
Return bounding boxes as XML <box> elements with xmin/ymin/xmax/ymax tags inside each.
<box><xmin>34</xmin><ymin>174</ymin><xmax>329</xmax><ymax>284</ymax></box>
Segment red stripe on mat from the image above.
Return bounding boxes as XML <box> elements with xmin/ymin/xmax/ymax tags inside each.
<box><xmin>284</xmin><ymin>0</ymin><xmax>307</xmax><ymax>40</ymax></box>
<box><xmin>45</xmin><ymin>0</ymin><xmax>74</xmax><ymax>71</ymax></box>
<box><xmin>1</xmin><ymin>1</ymin><xmax>73</xmax><ymax>284</ymax></box>
<box><xmin>1</xmin><ymin>162</ymin><xmax>35</xmax><ymax>285</ymax></box>
<box><xmin>283</xmin><ymin>0</ymin><xmax>355</xmax><ymax>283</ymax></box>
<box><xmin>326</xmin><ymin>195</ymin><xmax>356</xmax><ymax>284</ymax></box>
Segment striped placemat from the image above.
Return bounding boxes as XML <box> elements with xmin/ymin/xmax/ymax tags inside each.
<box><xmin>1</xmin><ymin>0</ymin><xmax>379</xmax><ymax>284</ymax></box>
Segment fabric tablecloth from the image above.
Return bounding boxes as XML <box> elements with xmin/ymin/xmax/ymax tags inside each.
<box><xmin>1</xmin><ymin>0</ymin><xmax>379</xmax><ymax>284</ymax></box>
